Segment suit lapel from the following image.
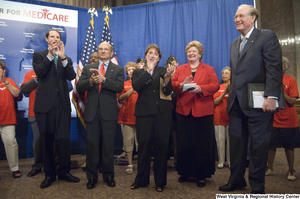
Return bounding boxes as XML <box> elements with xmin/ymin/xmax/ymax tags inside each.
<box><xmin>184</xmin><ymin>63</ymin><xmax>192</xmax><ymax>77</ymax></box>
<box><xmin>238</xmin><ymin>28</ymin><xmax>259</xmax><ymax>60</ymax></box>
<box><xmin>56</xmin><ymin>56</ymin><xmax>62</xmax><ymax>77</ymax></box>
<box><xmin>184</xmin><ymin>62</ymin><xmax>205</xmax><ymax>82</ymax></box>
<box><xmin>151</xmin><ymin>66</ymin><xmax>161</xmax><ymax>88</ymax></box>
<box><xmin>193</xmin><ymin>62</ymin><xmax>204</xmax><ymax>82</ymax></box>
<box><xmin>105</xmin><ymin>62</ymin><xmax>115</xmax><ymax>79</ymax></box>
<box><xmin>234</xmin><ymin>38</ymin><xmax>240</xmax><ymax>61</ymax></box>
<box><xmin>43</xmin><ymin>49</ymin><xmax>48</xmax><ymax>56</ymax></box>
<box><xmin>43</xmin><ymin>50</ymin><xmax>59</xmax><ymax>77</ymax></box>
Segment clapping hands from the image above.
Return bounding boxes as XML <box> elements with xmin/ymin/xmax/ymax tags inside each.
<box><xmin>89</xmin><ymin>68</ymin><xmax>106</xmax><ymax>84</ymax></box>
<box><xmin>165</xmin><ymin>65</ymin><xmax>176</xmax><ymax>78</ymax></box>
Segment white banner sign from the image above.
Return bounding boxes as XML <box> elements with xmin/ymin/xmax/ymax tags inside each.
<box><xmin>0</xmin><ymin>0</ymin><xmax>78</xmax><ymax>27</ymax></box>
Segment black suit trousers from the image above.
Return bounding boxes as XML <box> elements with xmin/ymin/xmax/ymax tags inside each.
<box><xmin>228</xmin><ymin>99</ymin><xmax>273</xmax><ymax>193</ymax></box>
<box><xmin>35</xmin><ymin>94</ymin><xmax>71</xmax><ymax>177</ymax></box>
<box><xmin>134</xmin><ymin>111</ymin><xmax>172</xmax><ymax>187</ymax></box>
<box><xmin>85</xmin><ymin>108</ymin><xmax>117</xmax><ymax>181</ymax></box>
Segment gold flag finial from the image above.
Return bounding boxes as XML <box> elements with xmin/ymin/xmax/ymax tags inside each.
<box><xmin>103</xmin><ymin>5</ymin><xmax>113</xmax><ymax>28</ymax></box>
<box><xmin>88</xmin><ymin>8</ymin><xmax>98</xmax><ymax>30</ymax></box>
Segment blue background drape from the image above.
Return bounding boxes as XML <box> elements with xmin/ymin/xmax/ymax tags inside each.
<box><xmin>8</xmin><ymin>0</ymin><xmax>253</xmax><ymax>80</ymax></box>
<box><xmin>2</xmin><ymin>0</ymin><xmax>253</xmax><ymax>159</ymax></box>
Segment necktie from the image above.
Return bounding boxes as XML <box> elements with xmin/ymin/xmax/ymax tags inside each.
<box><xmin>100</xmin><ymin>63</ymin><xmax>105</xmax><ymax>76</ymax></box>
<box><xmin>99</xmin><ymin>63</ymin><xmax>105</xmax><ymax>92</ymax></box>
<box><xmin>53</xmin><ymin>54</ymin><xmax>58</xmax><ymax>70</ymax></box>
<box><xmin>240</xmin><ymin>37</ymin><xmax>247</xmax><ymax>53</ymax></box>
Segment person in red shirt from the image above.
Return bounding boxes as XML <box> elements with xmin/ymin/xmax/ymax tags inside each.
<box><xmin>266</xmin><ymin>57</ymin><xmax>300</xmax><ymax>181</ymax></box>
<box><xmin>117</xmin><ymin>62</ymin><xmax>139</xmax><ymax>174</ymax></box>
<box><xmin>0</xmin><ymin>60</ymin><xmax>21</xmax><ymax>178</ymax></box>
<box><xmin>21</xmin><ymin>70</ymin><xmax>43</xmax><ymax>177</ymax></box>
<box><xmin>213</xmin><ymin>67</ymin><xmax>231</xmax><ymax>169</ymax></box>
<box><xmin>172</xmin><ymin>41</ymin><xmax>219</xmax><ymax>188</ymax></box>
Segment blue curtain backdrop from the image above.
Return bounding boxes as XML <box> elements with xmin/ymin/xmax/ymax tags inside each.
<box><xmin>8</xmin><ymin>0</ymin><xmax>253</xmax><ymax>81</ymax></box>
<box><xmin>3</xmin><ymin>0</ymin><xmax>254</xmax><ymax>159</ymax></box>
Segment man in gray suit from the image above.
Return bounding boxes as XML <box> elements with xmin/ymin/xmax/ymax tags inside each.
<box><xmin>76</xmin><ymin>41</ymin><xmax>124</xmax><ymax>189</ymax></box>
<box><xmin>219</xmin><ymin>4</ymin><xmax>282</xmax><ymax>194</ymax></box>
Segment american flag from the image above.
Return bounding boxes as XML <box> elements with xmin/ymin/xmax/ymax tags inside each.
<box><xmin>100</xmin><ymin>22</ymin><xmax>118</xmax><ymax>64</ymax></box>
<box><xmin>72</xmin><ymin>23</ymin><xmax>97</xmax><ymax>128</ymax></box>
<box><xmin>80</xmin><ymin>25</ymin><xmax>98</xmax><ymax>67</ymax></box>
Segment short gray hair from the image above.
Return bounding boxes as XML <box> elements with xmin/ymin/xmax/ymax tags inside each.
<box><xmin>238</xmin><ymin>4</ymin><xmax>259</xmax><ymax>22</ymax></box>
<box><xmin>282</xmin><ymin>56</ymin><xmax>290</xmax><ymax>73</ymax></box>
<box><xmin>221</xmin><ymin>66</ymin><xmax>231</xmax><ymax>74</ymax></box>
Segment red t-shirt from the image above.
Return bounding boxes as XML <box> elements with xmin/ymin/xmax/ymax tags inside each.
<box><xmin>22</xmin><ymin>70</ymin><xmax>37</xmax><ymax>117</ymax></box>
<box><xmin>0</xmin><ymin>78</ymin><xmax>19</xmax><ymax>125</ymax></box>
<box><xmin>213</xmin><ymin>83</ymin><xmax>229</xmax><ymax>125</ymax></box>
<box><xmin>273</xmin><ymin>75</ymin><xmax>299</xmax><ymax>128</ymax></box>
<box><xmin>117</xmin><ymin>80</ymin><xmax>138</xmax><ymax>125</ymax></box>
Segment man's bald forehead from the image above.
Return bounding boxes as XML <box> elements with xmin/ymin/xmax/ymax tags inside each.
<box><xmin>98</xmin><ymin>41</ymin><xmax>113</xmax><ymax>51</ymax></box>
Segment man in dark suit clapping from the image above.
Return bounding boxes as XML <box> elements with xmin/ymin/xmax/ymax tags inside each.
<box><xmin>219</xmin><ymin>4</ymin><xmax>282</xmax><ymax>194</ymax></box>
<box><xmin>32</xmin><ymin>29</ymin><xmax>79</xmax><ymax>189</ymax></box>
<box><xmin>76</xmin><ymin>41</ymin><xmax>124</xmax><ymax>189</ymax></box>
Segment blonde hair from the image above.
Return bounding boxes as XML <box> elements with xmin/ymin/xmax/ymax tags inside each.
<box><xmin>185</xmin><ymin>41</ymin><xmax>204</xmax><ymax>61</ymax></box>
<box><xmin>125</xmin><ymin>61</ymin><xmax>138</xmax><ymax>75</ymax></box>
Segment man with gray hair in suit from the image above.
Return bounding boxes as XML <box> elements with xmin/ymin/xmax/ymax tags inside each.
<box><xmin>219</xmin><ymin>4</ymin><xmax>282</xmax><ymax>194</ymax></box>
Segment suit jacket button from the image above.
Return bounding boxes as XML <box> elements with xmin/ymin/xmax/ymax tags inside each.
<box><xmin>153</xmin><ymin>90</ymin><xmax>155</xmax><ymax>92</ymax></box>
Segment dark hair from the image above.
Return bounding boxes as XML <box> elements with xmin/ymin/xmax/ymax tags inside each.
<box><xmin>0</xmin><ymin>60</ymin><xmax>6</xmax><ymax>70</ymax></box>
<box><xmin>144</xmin><ymin>44</ymin><xmax>162</xmax><ymax>60</ymax></box>
<box><xmin>144</xmin><ymin>44</ymin><xmax>162</xmax><ymax>65</ymax></box>
<box><xmin>45</xmin><ymin>29</ymin><xmax>61</xmax><ymax>39</ymax></box>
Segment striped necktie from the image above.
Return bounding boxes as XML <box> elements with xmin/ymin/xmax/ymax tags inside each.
<box><xmin>53</xmin><ymin>54</ymin><xmax>58</xmax><ymax>70</ymax></box>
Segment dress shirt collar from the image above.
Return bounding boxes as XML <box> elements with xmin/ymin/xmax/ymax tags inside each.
<box><xmin>98</xmin><ymin>60</ymin><xmax>110</xmax><ymax>72</ymax></box>
<box><xmin>240</xmin><ymin>26</ymin><xmax>254</xmax><ymax>40</ymax></box>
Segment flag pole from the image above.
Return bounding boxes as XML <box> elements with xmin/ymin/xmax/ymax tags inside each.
<box><xmin>72</xmin><ymin>8</ymin><xmax>98</xmax><ymax>128</ymax></box>
<box><xmin>102</xmin><ymin>5</ymin><xmax>112</xmax><ymax>28</ymax></box>
<box><xmin>101</xmin><ymin>5</ymin><xmax>118</xmax><ymax>65</ymax></box>
<box><xmin>88</xmin><ymin>7</ymin><xmax>98</xmax><ymax>30</ymax></box>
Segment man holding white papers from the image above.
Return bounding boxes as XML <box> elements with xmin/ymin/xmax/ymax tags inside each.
<box><xmin>219</xmin><ymin>5</ymin><xmax>282</xmax><ymax>194</ymax></box>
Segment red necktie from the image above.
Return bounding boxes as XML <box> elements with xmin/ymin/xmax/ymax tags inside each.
<box><xmin>99</xmin><ymin>63</ymin><xmax>105</xmax><ymax>92</ymax></box>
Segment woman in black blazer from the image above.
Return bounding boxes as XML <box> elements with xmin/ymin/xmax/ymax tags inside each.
<box><xmin>130</xmin><ymin>44</ymin><xmax>176</xmax><ymax>192</ymax></box>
